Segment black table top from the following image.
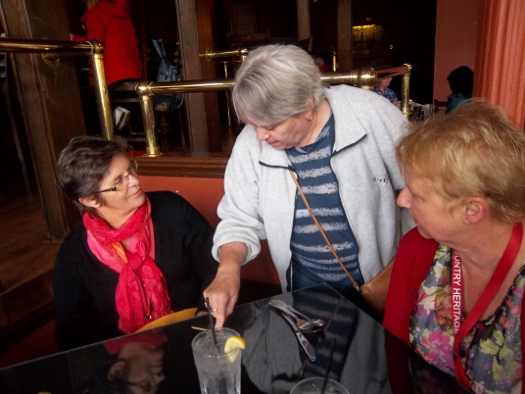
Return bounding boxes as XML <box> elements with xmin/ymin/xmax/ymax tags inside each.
<box><xmin>0</xmin><ymin>283</ymin><xmax>471</xmax><ymax>393</ymax></box>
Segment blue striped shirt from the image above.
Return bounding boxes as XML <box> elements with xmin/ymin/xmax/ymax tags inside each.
<box><xmin>286</xmin><ymin>114</ymin><xmax>363</xmax><ymax>288</ymax></box>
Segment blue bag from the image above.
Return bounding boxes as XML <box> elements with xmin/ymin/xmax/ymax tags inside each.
<box><xmin>151</xmin><ymin>39</ymin><xmax>184</xmax><ymax>112</ymax></box>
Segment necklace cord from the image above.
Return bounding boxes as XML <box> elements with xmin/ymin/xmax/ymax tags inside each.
<box><xmin>452</xmin><ymin>222</ymin><xmax>523</xmax><ymax>388</ymax></box>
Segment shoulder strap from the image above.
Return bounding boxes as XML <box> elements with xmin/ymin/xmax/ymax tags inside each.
<box><xmin>289</xmin><ymin>169</ymin><xmax>361</xmax><ymax>291</ymax></box>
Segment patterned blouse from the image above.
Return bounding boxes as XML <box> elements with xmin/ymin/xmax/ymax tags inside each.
<box><xmin>409</xmin><ymin>244</ymin><xmax>524</xmax><ymax>394</ymax></box>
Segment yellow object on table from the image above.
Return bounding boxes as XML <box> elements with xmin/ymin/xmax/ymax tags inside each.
<box><xmin>136</xmin><ymin>308</ymin><xmax>198</xmax><ymax>332</ymax></box>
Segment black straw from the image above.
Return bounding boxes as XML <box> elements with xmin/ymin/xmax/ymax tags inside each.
<box><xmin>205</xmin><ymin>297</ymin><xmax>218</xmax><ymax>346</ymax></box>
<box><xmin>321</xmin><ymin>338</ymin><xmax>337</xmax><ymax>394</ymax></box>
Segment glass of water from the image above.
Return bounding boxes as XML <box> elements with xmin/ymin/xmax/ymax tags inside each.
<box><xmin>191</xmin><ymin>328</ymin><xmax>242</xmax><ymax>394</ymax></box>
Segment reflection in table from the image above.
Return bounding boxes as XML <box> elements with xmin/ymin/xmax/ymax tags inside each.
<box><xmin>0</xmin><ymin>283</ymin><xmax>471</xmax><ymax>393</ymax></box>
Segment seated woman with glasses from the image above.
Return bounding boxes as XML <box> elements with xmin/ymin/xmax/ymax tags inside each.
<box><xmin>54</xmin><ymin>136</ymin><xmax>218</xmax><ymax>350</ymax></box>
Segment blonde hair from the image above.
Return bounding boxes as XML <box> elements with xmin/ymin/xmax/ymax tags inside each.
<box><xmin>396</xmin><ymin>99</ymin><xmax>525</xmax><ymax>223</ymax></box>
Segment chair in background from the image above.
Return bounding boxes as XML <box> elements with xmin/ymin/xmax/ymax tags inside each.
<box><xmin>109</xmin><ymin>81</ymin><xmax>146</xmax><ymax>142</ymax></box>
<box><xmin>433</xmin><ymin>98</ymin><xmax>448</xmax><ymax>114</ymax></box>
<box><xmin>149</xmin><ymin>40</ymin><xmax>186</xmax><ymax>151</ymax></box>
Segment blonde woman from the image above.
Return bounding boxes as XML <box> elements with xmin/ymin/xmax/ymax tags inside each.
<box><xmin>385</xmin><ymin>100</ymin><xmax>525</xmax><ymax>392</ymax></box>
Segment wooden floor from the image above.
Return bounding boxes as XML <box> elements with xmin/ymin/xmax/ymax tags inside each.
<box><xmin>0</xmin><ymin>180</ymin><xmax>61</xmax><ymax>355</ymax></box>
<box><xmin>0</xmin><ymin>183</ymin><xmax>60</xmax><ymax>292</ymax></box>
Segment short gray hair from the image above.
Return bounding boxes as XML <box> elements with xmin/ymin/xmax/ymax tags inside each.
<box><xmin>232</xmin><ymin>45</ymin><xmax>326</xmax><ymax>127</ymax></box>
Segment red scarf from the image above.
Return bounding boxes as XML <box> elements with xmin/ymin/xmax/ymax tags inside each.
<box><xmin>84</xmin><ymin>196</ymin><xmax>172</xmax><ymax>334</ymax></box>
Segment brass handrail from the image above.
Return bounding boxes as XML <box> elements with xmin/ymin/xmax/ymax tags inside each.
<box><xmin>136</xmin><ymin>64</ymin><xmax>411</xmax><ymax>154</ymax></box>
<box><xmin>135</xmin><ymin>66</ymin><xmax>381</xmax><ymax>155</ymax></box>
<box><xmin>136</xmin><ymin>69</ymin><xmax>378</xmax><ymax>97</ymax></box>
<box><xmin>321</xmin><ymin>68</ymin><xmax>376</xmax><ymax>88</ymax></box>
<box><xmin>0</xmin><ymin>38</ymin><xmax>96</xmax><ymax>53</ymax></box>
<box><xmin>137</xmin><ymin>79</ymin><xmax>235</xmax><ymax>95</ymax></box>
<box><xmin>0</xmin><ymin>38</ymin><xmax>114</xmax><ymax>142</ymax></box>
<box><xmin>203</xmin><ymin>48</ymin><xmax>338</xmax><ymax>71</ymax></box>
<box><xmin>203</xmin><ymin>48</ymin><xmax>249</xmax><ymax>62</ymax></box>
<box><xmin>0</xmin><ymin>37</ymin><xmax>412</xmax><ymax>157</ymax></box>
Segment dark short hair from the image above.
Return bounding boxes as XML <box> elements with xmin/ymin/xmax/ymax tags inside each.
<box><xmin>447</xmin><ymin>66</ymin><xmax>474</xmax><ymax>98</ymax></box>
<box><xmin>57</xmin><ymin>136</ymin><xmax>129</xmax><ymax>214</ymax></box>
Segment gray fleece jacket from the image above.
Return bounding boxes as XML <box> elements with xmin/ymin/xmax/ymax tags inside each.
<box><xmin>212</xmin><ymin>85</ymin><xmax>414</xmax><ymax>291</ymax></box>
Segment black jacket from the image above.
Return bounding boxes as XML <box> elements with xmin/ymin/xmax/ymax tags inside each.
<box><xmin>53</xmin><ymin>191</ymin><xmax>218</xmax><ymax>350</ymax></box>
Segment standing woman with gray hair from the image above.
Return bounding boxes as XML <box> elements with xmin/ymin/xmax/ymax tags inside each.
<box><xmin>204</xmin><ymin>44</ymin><xmax>413</xmax><ymax>327</ymax></box>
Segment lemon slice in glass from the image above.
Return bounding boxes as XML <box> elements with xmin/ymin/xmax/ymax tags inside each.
<box><xmin>223</xmin><ymin>335</ymin><xmax>246</xmax><ymax>363</ymax></box>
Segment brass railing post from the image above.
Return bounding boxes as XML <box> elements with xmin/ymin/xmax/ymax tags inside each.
<box><xmin>331</xmin><ymin>52</ymin><xmax>337</xmax><ymax>72</ymax></box>
<box><xmin>400</xmin><ymin>63</ymin><xmax>412</xmax><ymax>118</ymax></box>
<box><xmin>136</xmin><ymin>81</ymin><xmax>161</xmax><ymax>157</ymax></box>
<box><xmin>376</xmin><ymin>64</ymin><xmax>412</xmax><ymax>119</ymax></box>
<box><xmin>221</xmin><ymin>61</ymin><xmax>232</xmax><ymax>126</ymax></box>
<box><xmin>89</xmin><ymin>40</ymin><xmax>114</xmax><ymax>140</ymax></box>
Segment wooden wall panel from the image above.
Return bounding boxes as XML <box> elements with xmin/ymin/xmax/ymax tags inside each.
<box><xmin>195</xmin><ymin>0</ymin><xmax>222</xmax><ymax>152</ymax></box>
<box><xmin>337</xmin><ymin>0</ymin><xmax>353</xmax><ymax>71</ymax></box>
<box><xmin>0</xmin><ymin>0</ymin><xmax>84</xmax><ymax>238</ymax></box>
<box><xmin>176</xmin><ymin>0</ymin><xmax>221</xmax><ymax>153</ymax></box>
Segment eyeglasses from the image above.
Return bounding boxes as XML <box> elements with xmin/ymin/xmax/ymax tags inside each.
<box><xmin>94</xmin><ymin>160</ymin><xmax>138</xmax><ymax>193</ymax></box>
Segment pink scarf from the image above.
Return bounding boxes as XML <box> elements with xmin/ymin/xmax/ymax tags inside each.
<box><xmin>83</xmin><ymin>196</ymin><xmax>172</xmax><ymax>334</ymax></box>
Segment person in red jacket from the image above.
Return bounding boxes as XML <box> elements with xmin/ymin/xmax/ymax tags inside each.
<box><xmin>71</xmin><ymin>0</ymin><xmax>142</xmax><ymax>86</ymax></box>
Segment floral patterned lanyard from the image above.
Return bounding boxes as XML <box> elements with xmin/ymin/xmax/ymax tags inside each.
<box><xmin>451</xmin><ymin>222</ymin><xmax>523</xmax><ymax>390</ymax></box>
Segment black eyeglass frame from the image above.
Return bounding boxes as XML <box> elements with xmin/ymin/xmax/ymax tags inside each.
<box><xmin>93</xmin><ymin>160</ymin><xmax>138</xmax><ymax>194</ymax></box>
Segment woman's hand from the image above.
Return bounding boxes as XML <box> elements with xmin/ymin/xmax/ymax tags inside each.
<box><xmin>203</xmin><ymin>242</ymin><xmax>247</xmax><ymax>328</ymax></box>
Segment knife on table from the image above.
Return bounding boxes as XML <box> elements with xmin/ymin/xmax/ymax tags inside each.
<box><xmin>280</xmin><ymin>310</ymin><xmax>317</xmax><ymax>362</ymax></box>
